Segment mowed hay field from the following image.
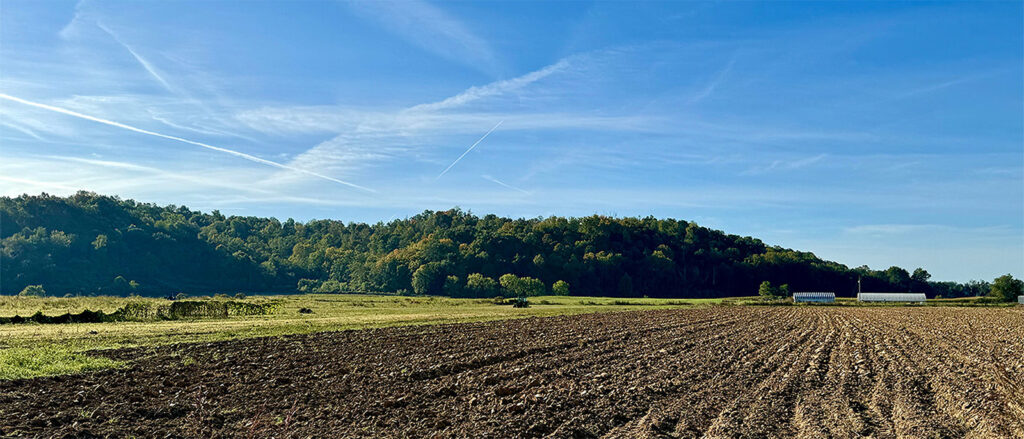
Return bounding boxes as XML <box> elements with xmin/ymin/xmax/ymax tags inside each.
<box><xmin>2</xmin><ymin>307</ymin><xmax>1023</xmax><ymax>438</ymax></box>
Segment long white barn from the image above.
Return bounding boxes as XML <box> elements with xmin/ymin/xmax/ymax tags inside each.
<box><xmin>857</xmin><ymin>292</ymin><xmax>926</xmax><ymax>303</ymax></box>
<box><xmin>793</xmin><ymin>292</ymin><xmax>835</xmax><ymax>303</ymax></box>
<box><xmin>1019</xmin><ymin>295</ymin><xmax>1023</xmax><ymax>305</ymax></box>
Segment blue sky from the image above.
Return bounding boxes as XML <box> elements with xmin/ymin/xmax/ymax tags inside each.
<box><xmin>1</xmin><ymin>1</ymin><xmax>1021</xmax><ymax>282</ymax></box>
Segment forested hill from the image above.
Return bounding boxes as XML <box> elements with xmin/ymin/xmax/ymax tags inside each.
<box><xmin>1</xmin><ymin>192</ymin><xmax>983</xmax><ymax>298</ymax></box>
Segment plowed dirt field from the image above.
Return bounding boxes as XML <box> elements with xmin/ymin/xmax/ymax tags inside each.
<box><xmin>2</xmin><ymin>307</ymin><xmax>1022</xmax><ymax>438</ymax></box>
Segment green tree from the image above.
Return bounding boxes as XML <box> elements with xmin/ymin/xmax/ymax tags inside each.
<box><xmin>758</xmin><ymin>281</ymin><xmax>787</xmax><ymax>298</ymax></box>
<box><xmin>911</xmin><ymin>268</ymin><xmax>931</xmax><ymax>283</ymax></box>
<box><xmin>499</xmin><ymin>274</ymin><xmax>545</xmax><ymax>297</ymax></box>
<box><xmin>885</xmin><ymin>266</ymin><xmax>911</xmax><ymax>291</ymax></box>
<box><xmin>314</xmin><ymin>280</ymin><xmax>346</xmax><ymax>293</ymax></box>
<box><xmin>911</xmin><ymin>268</ymin><xmax>932</xmax><ymax>294</ymax></box>
<box><xmin>988</xmin><ymin>274</ymin><xmax>1023</xmax><ymax>303</ymax></box>
<box><xmin>552</xmin><ymin>280</ymin><xmax>570</xmax><ymax>296</ymax></box>
<box><xmin>520</xmin><ymin>277</ymin><xmax>546</xmax><ymax>297</ymax></box>
<box><xmin>499</xmin><ymin>273</ymin><xmax>521</xmax><ymax>296</ymax></box>
<box><xmin>18</xmin><ymin>284</ymin><xmax>46</xmax><ymax>297</ymax></box>
<box><xmin>412</xmin><ymin>263</ymin><xmax>446</xmax><ymax>295</ymax></box>
<box><xmin>465</xmin><ymin>273</ymin><xmax>498</xmax><ymax>298</ymax></box>
<box><xmin>297</xmin><ymin>279</ymin><xmax>318</xmax><ymax>293</ymax></box>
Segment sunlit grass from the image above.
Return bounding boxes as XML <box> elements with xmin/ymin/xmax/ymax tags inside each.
<box><xmin>0</xmin><ymin>346</ymin><xmax>123</xmax><ymax>381</ymax></box>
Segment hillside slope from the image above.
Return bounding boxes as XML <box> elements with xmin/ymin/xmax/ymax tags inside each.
<box><xmin>1</xmin><ymin>192</ymin><xmax>969</xmax><ymax>297</ymax></box>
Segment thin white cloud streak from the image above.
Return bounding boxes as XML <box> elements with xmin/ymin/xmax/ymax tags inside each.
<box><xmin>482</xmin><ymin>174</ymin><xmax>530</xmax><ymax>195</ymax></box>
<box><xmin>690</xmin><ymin>57</ymin><xmax>736</xmax><ymax>104</ymax></box>
<box><xmin>0</xmin><ymin>93</ymin><xmax>374</xmax><ymax>192</ymax></box>
<box><xmin>147</xmin><ymin>110</ymin><xmax>233</xmax><ymax>137</ymax></box>
<box><xmin>0</xmin><ymin>120</ymin><xmax>45</xmax><ymax>140</ymax></box>
<box><xmin>57</xmin><ymin>0</ymin><xmax>88</xmax><ymax>40</ymax></box>
<box><xmin>742</xmin><ymin>153</ymin><xmax>827</xmax><ymax>175</ymax></box>
<box><xmin>437</xmin><ymin>120</ymin><xmax>503</xmax><ymax>179</ymax></box>
<box><xmin>95</xmin><ymin>22</ymin><xmax>174</xmax><ymax>93</ymax></box>
<box><xmin>346</xmin><ymin>0</ymin><xmax>498</xmax><ymax>75</ymax></box>
<box><xmin>407</xmin><ymin>59</ymin><xmax>571</xmax><ymax>113</ymax></box>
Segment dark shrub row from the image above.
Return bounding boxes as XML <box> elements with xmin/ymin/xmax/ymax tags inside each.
<box><xmin>0</xmin><ymin>300</ymin><xmax>280</xmax><ymax>324</ymax></box>
<box><xmin>0</xmin><ymin>309</ymin><xmax>120</xmax><ymax>324</ymax></box>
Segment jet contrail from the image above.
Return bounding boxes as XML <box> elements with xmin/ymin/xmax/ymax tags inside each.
<box><xmin>436</xmin><ymin>120</ymin><xmax>503</xmax><ymax>179</ymax></box>
<box><xmin>482</xmin><ymin>174</ymin><xmax>530</xmax><ymax>195</ymax></box>
<box><xmin>0</xmin><ymin>93</ymin><xmax>374</xmax><ymax>192</ymax></box>
<box><xmin>96</xmin><ymin>22</ymin><xmax>174</xmax><ymax>93</ymax></box>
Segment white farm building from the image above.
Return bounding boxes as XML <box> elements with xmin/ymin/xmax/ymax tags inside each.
<box><xmin>793</xmin><ymin>292</ymin><xmax>835</xmax><ymax>303</ymax></box>
<box><xmin>857</xmin><ymin>292</ymin><xmax>926</xmax><ymax>303</ymax></box>
<box><xmin>1018</xmin><ymin>296</ymin><xmax>1023</xmax><ymax>305</ymax></box>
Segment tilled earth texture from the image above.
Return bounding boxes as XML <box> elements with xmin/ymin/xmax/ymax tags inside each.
<box><xmin>2</xmin><ymin>307</ymin><xmax>1023</xmax><ymax>438</ymax></box>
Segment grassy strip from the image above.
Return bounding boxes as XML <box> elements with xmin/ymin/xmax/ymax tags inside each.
<box><xmin>0</xmin><ymin>346</ymin><xmax>123</xmax><ymax>381</ymax></box>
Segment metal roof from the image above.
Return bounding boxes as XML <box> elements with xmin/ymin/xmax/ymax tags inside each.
<box><xmin>793</xmin><ymin>292</ymin><xmax>835</xmax><ymax>302</ymax></box>
<box><xmin>857</xmin><ymin>292</ymin><xmax>926</xmax><ymax>302</ymax></box>
<box><xmin>793</xmin><ymin>292</ymin><xmax>835</xmax><ymax>298</ymax></box>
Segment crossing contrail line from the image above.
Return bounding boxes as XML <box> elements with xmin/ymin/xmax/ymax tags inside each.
<box><xmin>436</xmin><ymin>120</ymin><xmax>503</xmax><ymax>179</ymax></box>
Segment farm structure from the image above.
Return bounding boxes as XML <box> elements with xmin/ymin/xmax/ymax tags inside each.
<box><xmin>792</xmin><ymin>292</ymin><xmax>835</xmax><ymax>303</ymax></box>
<box><xmin>1019</xmin><ymin>296</ymin><xmax>1023</xmax><ymax>305</ymax></box>
<box><xmin>857</xmin><ymin>292</ymin><xmax>926</xmax><ymax>303</ymax></box>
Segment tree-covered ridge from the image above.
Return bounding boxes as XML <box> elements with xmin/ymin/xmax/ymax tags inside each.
<box><xmin>0</xmin><ymin>192</ymin><xmax>987</xmax><ymax>298</ymax></box>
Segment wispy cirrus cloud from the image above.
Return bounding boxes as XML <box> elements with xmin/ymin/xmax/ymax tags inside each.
<box><xmin>689</xmin><ymin>56</ymin><xmax>736</xmax><ymax>104</ymax></box>
<box><xmin>742</xmin><ymin>153</ymin><xmax>827</xmax><ymax>175</ymax></box>
<box><xmin>57</xmin><ymin>0</ymin><xmax>90</xmax><ymax>40</ymax></box>
<box><xmin>0</xmin><ymin>118</ymin><xmax>46</xmax><ymax>140</ymax></box>
<box><xmin>345</xmin><ymin>0</ymin><xmax>499</xmax><ymax>75</ymax></box>
<box><xmin>406</xmin><ymin>59</ymin><xmax>571</xmax><ymax>113</ymax></box>
<box><xmin>275</xmin><ymin>56</ymin><xmax>592</xmax><ymax>178</ymax></box>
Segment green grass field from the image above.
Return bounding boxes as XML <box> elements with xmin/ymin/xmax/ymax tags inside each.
<box><xmin>0</xmin><ymin>294</ymin><xmax>719</xmax><ymax>380</ymax></box>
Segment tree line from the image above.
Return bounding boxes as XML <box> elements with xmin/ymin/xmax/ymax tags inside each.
<box><xmin>0</xmin><ymin>192</ymin><xmax>1005</xmax><ymax>299</ymax></box>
